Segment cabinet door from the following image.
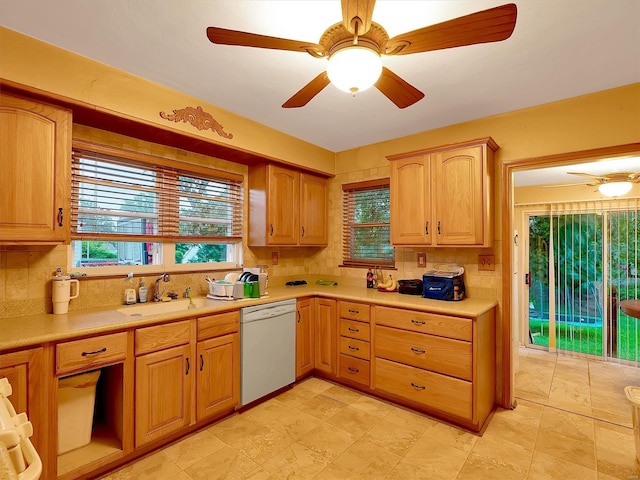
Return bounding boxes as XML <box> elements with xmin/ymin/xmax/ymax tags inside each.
<box><xmin>299</xmin><ymin>173</ymin><xmax>328</xmax><ymax>245</ymax></box>
<box><xmin>296</xmin><ymin>298</ymin><xmax>314</xmax><ymax>378</ymax></box>
<box><xmin>314</xmin><ymin>298</ymin><xmax>337</xmax><ymax>376</ymax></box>
<box><xmin>433</xmin><ymin>146</ymin><xmax>483</xmax><ymax>245</ymax></box>
<box><xmin>390</xmin><ymin>155</ymin><xmax>431</xmax><ymax>245</ymax></box>
<box><xmin>267</xmin><ymin>165</ymin><xmax>299</xmax><ymax>245</ymax></box>
<box><xmin>0</xmin><ymin>94</ymin><xmax>71</xmax><ymax>243</ymax></box>
<box><xmin>135</xmin><ymin>344</ymin><xmax>192</xmax><ymax>447</ymax></box>
<box><xmin>196</xmin><ymin>333</ymin><xmax>238</xmax><ymax>421</ymax></box>
<box><xmin>0</xmin><ymin>348</ymin><xmax>46</xmax><ymax>468</ymax></box>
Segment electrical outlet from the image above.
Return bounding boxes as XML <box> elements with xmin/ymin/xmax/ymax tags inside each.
<box><xmin>271</xmin><ymin>251</ymin><xmax>279</xmax><ymax>265</ymax></box>
<box><xmin>478</xmin><ymin>254</ymin><xmax>495</xmax><ymax>271</ymax></box>
<box><xmin>417</xmin><ymin>252</ymin><xmax>426</xmax><ymax>267</ymax></box>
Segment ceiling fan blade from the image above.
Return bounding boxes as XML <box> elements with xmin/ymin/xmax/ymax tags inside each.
<box><xmin>342</xmin><ymin>0</ymin><xmax>376</xmax><ymax>36</ymax></box>
<box><xmin>206</xmin><ymin>27</ymin><xmax>326</xmax><ymax>56</ymax></box>
<box><xmin>386</xmin><ymin>3</ymin><xmax>517</xmax><ymax>56</ymax></box>
<box><xmin>374</xmin><ymin>67</ymin><xmax>425</xmax><ymax>108</ymax></box>
<box><xmin>282</xmin><ymin>72</ymin><xmax>331</xmax><ymax>108</ymax></box>
<box><xmin>540</xmin><ymin>182</ymin><xmax>593</xmax><ymax>189</ymax></box>
<box><xmin>567</xmin><ymin>172</ymin><xmax>603</xmax><ymax>179</ymax></box>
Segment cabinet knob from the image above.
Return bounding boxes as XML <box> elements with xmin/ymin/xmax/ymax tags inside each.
<box><xmin>270</xmin><ymin>224</ymin><xmax>274</xmax><ymax>236</ymax></box>
<box><xmin>301</xmin><ymin>226</ymin><xmax>305</xmax><ymax>237</ymax></box>
<box><xmin>185</xmin><ymin>357</ymin><xmax>190</xmax><ymax>375</ymax></box>
<box><xmin>425</xmin><ymin>221</ymin><xmax>429</xmax><ymax>235</ymax></box>
<box><xmin>58</xmin><ymin>207</ymin><xmax>64</xmax><ymax>227</ymax></box>
<box><xmin>200</xmin><ymin>354</ymin><xmax>204</xmax><ymax>371</ymax></box>
<box><xmin>437</xmin><ymin>221</ymin><xmax>441</xmax><ymax>235</ymax></box>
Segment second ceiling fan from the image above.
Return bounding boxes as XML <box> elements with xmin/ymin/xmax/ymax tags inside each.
<box><xmin>206</xmin><ymin>1</ymin><xmax>518</xmax><ymax>109</ymax></box>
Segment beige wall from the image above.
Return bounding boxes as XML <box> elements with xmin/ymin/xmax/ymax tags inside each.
<box><xmin>0</xmin><ymin>27</ymin><xmax>335</xmax><ymax>175</ymax></box>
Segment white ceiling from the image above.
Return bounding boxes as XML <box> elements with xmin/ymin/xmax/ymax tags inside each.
<box><xmin>2</xmin><ymin>0</ymin><xmax>639</xmax><ymax>154</ymax></box>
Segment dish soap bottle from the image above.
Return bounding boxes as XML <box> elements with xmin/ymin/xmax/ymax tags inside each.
<box><xmin>123</xmin><ymin>273</ymin><xmax>136</xmax><ymax>305</ymax></box>
<box><xmin>138</xmin><ymin>278</ymin><xmax>148</xmax><ymax>303</ymax></box>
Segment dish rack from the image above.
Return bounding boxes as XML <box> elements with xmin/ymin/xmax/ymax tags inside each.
<box><xmin>0</xmin><ymin>377</ymin><xmax>42</xmax><ymax>479</ymax></box>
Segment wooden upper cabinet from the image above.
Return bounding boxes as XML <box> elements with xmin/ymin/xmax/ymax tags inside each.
<box><xmin>390</xmin><ymin>155</ymin><xmax>431</xmax><ymax>245</ymax></box>
<box><xmin>0</xmin><ymin>93</ymin><xmax>71</xmax><ymax>244</ymax></box>
<box><xmin>299</xmin><ymin>172</ymin><xmax>328</xmax><ymax>245</ymax></box>
<box><xmin>249</xmin><ymin>163</ymin><xmax>328</xmax><ymax>246</ymax></box>
<box><xmin>388</xmin><ymin>138</ymin><xmax>497</xmax><ymax>247</ymax></box>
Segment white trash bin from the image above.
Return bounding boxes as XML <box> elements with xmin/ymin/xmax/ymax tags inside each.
<box><xmin>625</xmin><ymin>385</ymin><xmax>640</xmax><ymax>464</ymax></box>
<box><xmin>57</xmin><ymin>370</ymin><xmax>101</xmax><ymax>454</ymax></box>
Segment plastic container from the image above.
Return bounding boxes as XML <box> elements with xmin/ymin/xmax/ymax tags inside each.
<box><xmin>625</xmin><ymin>386</ymin><xmax>640</xmax><ymax>463</ymax></box>
<box><xmin>57</xmin><ymin>370</ymin><xmax>101</xmax><ymax>454</ymax></box>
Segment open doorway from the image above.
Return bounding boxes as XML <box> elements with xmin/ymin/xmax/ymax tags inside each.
<box><xmin>502</xmin><ymin>144</ymin><xmax>640</xmax><ymax>407</ymax></box>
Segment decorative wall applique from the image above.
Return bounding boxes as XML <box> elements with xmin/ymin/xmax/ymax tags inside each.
<box><xmin>160</xmin><ymin>106</ymin><xmax>233</xmax><ymax>139</ymax></box>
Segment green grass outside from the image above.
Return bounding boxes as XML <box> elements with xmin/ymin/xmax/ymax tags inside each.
<box><xmin>529</xmin><ymin>314</ymin><xmax>640</xmax><ymax>362</ymax></box>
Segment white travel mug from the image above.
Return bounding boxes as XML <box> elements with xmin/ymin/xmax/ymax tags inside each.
<box><xmin>52</xmin><ymin>277</ymin><xmax>80</xmax><ymax>314</ymax></box>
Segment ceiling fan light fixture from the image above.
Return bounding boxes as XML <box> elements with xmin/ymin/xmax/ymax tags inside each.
<box><xmin>326</xmin><ymin>46</ymin><xmax>382</xmax><ymax>94</ymax></box>
<box><xmin>598</xmin><ymin>181</ymin><xmax>633</xmax><ymax>197</ymax></box>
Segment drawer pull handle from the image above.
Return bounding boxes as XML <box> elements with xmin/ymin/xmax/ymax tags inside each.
<box><xmin>348</xmin><ymin>327</ymin><xmax>359</xmax><ymax>333</ymax></box>
<box><xmin>186</xmin><ymin>357</ymin><xmax>190</xmax><ymax>375</ymax></box>
<box><xmin>348</xmin><ymin>367</ymin><xmax>359</xmax><ymax>373</ymax></box>
<box><xmin>81</xmin><ymin>347</ymin><xmax>107</xmax><ymax>356</ymax></box>
<box><xmin>411</xmin><ymin>382</ymin><xmax>426</xmax><ymax>390</ymax></box>
<box><xmin>348</xmin><ymin>345</ymin><xmax>359</xmax><ymax>351</ymax></box>
<box><xmin>348</xmin><ymin>309</ymin><xmax>360</xmax><ymax>314</ymax></box>
<box><xmin>411</xmin><ymin>319</ymin><xmax>426</xmax><ymax>325</ymax></box>
<box><xmin>297</xmin><ymin>311</ymin><xmax>301</xmax><ymax>323</ymax></box>
<box><xmin>411</xmin><ymin>347</ymin><xmax>426</xmax><ymax>354</ymax></box>
<box><xmin>58</xmin><ymin>207</ymin><xmax>64</xmax><ymax>227</ymax></box>
<box><xmin>200</xmin><ymin>354</ymin><xmax>204</xmax><ymax>371</ymax></box>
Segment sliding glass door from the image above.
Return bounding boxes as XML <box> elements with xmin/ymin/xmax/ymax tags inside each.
<box><xmin>525</xmin><ymin>202</ymin><xmax>639</xmax><ymax>363</ymax></box>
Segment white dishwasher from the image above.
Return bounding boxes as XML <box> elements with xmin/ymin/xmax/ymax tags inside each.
<box><xmin>240</xmin><ymin>299</ymin><xmax>296</xmax><ymax>406</ymax></box>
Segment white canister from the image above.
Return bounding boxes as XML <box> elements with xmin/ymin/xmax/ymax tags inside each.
<box><xmin>52</xmin><ymin>276</ymin><xmax>80</xmax><ymax>314</ymax></box>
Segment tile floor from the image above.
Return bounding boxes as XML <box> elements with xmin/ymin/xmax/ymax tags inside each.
<box><xmin>100</xmin><ymin>349</ymin><xmax>640</xmax><ymax>479</ymax></box>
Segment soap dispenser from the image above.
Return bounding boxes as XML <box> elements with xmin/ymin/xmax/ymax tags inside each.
<box><xmin>138</xmin><ymin>278</ymin><xmax>148</xmax><ymax>303</ymax></box>
<box><xmin>123</xmin><ymin>273</ymin><xmax>136</xmax><ymax>305</ymax></box>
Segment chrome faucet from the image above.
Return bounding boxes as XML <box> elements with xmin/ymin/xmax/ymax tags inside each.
<box><xmin>153</xmin><ymin>273</ymin><xmax>171</xmax><ymax>302</ymax></box>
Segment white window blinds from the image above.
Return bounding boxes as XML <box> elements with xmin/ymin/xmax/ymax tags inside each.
<box><xmin>71</xmin><ymin>144</ymin><xmax>243</xmax><ymax>242</ymax></box>
<box><xmin>342</xmin><ymin>179</ymin><xmax>395</xmax><ymax>267</ymax></box>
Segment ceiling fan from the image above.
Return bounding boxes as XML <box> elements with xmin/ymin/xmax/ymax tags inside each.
<box><xmin>544</xmin><ymin>171</ymin><xmax>640</xmax><ymax>197</ymax></box>
<box><xmin>206</xmin><ymin>1</ymin><xmax>518</xmax><ymax>108</ymax></box>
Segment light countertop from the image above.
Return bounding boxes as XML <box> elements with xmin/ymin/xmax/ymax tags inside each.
<box><xmin>0</xmin><ymin>284</ymin><xmax>497</xmax><ymax>351</ymax></box>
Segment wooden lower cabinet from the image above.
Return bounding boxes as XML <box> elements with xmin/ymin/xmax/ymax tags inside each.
<box><xmin>372</xmin><ymin>305</ymin><xmax>495</xmax><ymax>431</ymax></box>
<box><xmin>135</xmin><ymin>343</ymin><xmax>192</xmax><ymax>447</ymax></box>
<box><xmin>314</xmin><ymin>298</ymin><xmax>337</xmax><ymax>376</ymax></box>
<box><xmin>296</xmin><ymin>298</ymin><xmax>314</xmax><ymax>379</ymax></box>
<box><xmin>374</xmin><ymin>357</ymin><xmax>472</xmax><ymax>419</ymax></box>
<box><xmin>196</xmin><ymin>333</ymin><xmax>238</xmax><ymax>421</ymax></box>
<box><xmin>0</xmin><ymin>347</ymin><xmax>47</xmax><ymax>472</ymax></box>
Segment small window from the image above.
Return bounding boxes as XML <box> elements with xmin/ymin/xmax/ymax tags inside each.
<box><xmin>70</xmin><ymin>142</ymin><xmax>243</xmax><ymax>273</ymax></box>
<box><xmin>342</xmin><ymin>179</ymin><xmax>394</xmax><ymax>267</ymax></box>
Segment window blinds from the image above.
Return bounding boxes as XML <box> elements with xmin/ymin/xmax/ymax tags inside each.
<box><xmin>71</xmin><ymin>145</ymin><xmax>243</xmax><ymax>242</ymax></box>
<box><xmin>342</xmin><ymin>179</ymin><xmax>394</xmax><ymax>267</ymax></box>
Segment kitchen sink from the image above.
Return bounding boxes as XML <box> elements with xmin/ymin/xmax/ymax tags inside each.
<box><xmin>117</xmin><ymin>297</ymin><xmax>222</xmax><ymax>316</ymax></box>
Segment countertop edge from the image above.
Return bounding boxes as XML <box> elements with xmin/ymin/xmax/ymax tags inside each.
<box><xmin>0</xmin><ymin>286</ymin><xmax>498</xmax><ymax>351</ymax></box>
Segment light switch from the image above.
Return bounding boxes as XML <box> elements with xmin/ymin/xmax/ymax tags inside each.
<box><xmin>271</xmin><ymin>251</ymin><xmax>279</xmax><ymax>265</ymax></box>
<box><xmin>478</xmin><ymin>254</ymin><xmax>495</xmax><ymax>271</ymax></box>
<box><xmin>417</xmin><ymin>252</ymin><xmax>426</xmax><ymax>268</ymax></box>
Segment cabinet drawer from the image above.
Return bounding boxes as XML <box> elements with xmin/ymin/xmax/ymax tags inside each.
<box><xmin>339</xmin><ymin>336</ymin><xmax>370</xmax><ymax>360</ymax></box>
<box><xmin>198</xmin><ymin>311</ymin><xmax>239</xmax><ymax>341</ymax></box>
<box><xmin>339</xmin><ymin>319</ymin><xmax>370</xmax><ymax>341</ymax></box>
<box><xmin>339</xmin><ymin>301</ymin><xmax>370</xmax><ymax>323</ymax></box>
<box><xmin>374</xmin><ymin>325</ymin><xmax>471</xmax><ymax>380</ymax></box>
<box><xmin>374</xmin><ymin>306</ymin><xmax>472</xmax><ymax>341</ymax></box>
<box><xmin>339</xmin><ymin>354</ymin><xmax>369</xmax><ymax>386</ymax></box>
<box><xmin>136</xmin><ymin>320</ymin><xmax>191</xmax><ymax>355</ymax></box>
<box><xmin>374</xmin><ymin>357</ymin><xmax>472</xmax><ymax>420</ymax></box>
<box><xmin>56</xmin><ymin>332</ymin><xmax>127</xmax><ymax>375</ymax></box>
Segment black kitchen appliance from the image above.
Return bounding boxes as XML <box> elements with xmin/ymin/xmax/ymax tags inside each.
<box><xmin>398</xmin><ymin>279</ymin><xmax>423</xmax><ymax>295</ymax></box>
